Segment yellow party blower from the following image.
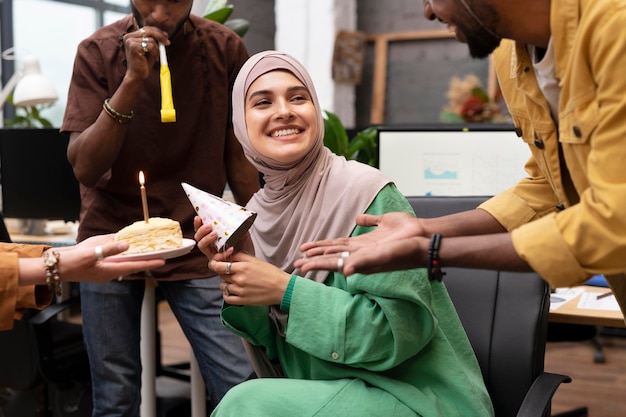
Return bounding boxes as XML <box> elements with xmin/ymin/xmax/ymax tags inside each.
<box><xmin>159</xmin><ymin>42</ymin><xmax>176</xmax><ymax>123</ymax></box>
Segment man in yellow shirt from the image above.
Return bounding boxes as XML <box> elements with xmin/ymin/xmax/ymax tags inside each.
<box><xmin>295</xmin><ymin>0</ymin><xmax>626</xmax><ymax>321</ymax></box>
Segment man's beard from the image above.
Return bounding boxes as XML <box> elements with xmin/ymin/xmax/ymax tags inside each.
<box><xmin>455</xmin><ymin>0</ymin><xmax>502</xmax><ymax>59</ymax></box>
<box><xmin>460</xmin><ymin>21</ymin><xmax>502</xmax><ymax>59</ymax></box>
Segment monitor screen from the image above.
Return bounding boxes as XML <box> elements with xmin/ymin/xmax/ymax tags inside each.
<box><xmin>377</xmin><ymin>123</ymin><xmax>531</xmax><ymax>196</ymax></box>
<box><xmin>0</xmin><ymin>128</ymin><xmax>81</xmax><ymax>221</ymax></box>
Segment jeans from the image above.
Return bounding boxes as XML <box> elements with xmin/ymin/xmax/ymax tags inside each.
<box><xmin>80</xmin><ymin>276</ymin><xmax>253</xmax><ymax>417</ymax></box>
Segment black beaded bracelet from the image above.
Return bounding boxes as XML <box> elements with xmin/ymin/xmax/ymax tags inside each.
<box><xmin>103</xmin><ymin>98</ymin><xmax>134</xmax><ymax>124</ymax></box>
<box><xmin>427</xmin><ymin>233</ymin><xmax>446</xmax><ymax>282</ymax></box>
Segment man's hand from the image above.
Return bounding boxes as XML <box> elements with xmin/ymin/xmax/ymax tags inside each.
<box><xmin>294</xmin><ymin>212</ymin><xmax>426</xmax><ymax>275</ymax></box>
<box><xmin>299</xmin><ymin>212</ymin><xmax>423</xmax><ymax>257</ymax></box>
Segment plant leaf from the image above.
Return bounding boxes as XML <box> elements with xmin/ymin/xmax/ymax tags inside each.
<box><xmin>225</xmin><ymin>19</ymin><xmax>250</xmax><ymax>37</ymax></box>
<box><xmin>204</xmin><ymin>0</ymin><xmax>228</xmax><ymax>15</ymax></box>
<box><xmin>471</xmin><ymin>86</ymin><xmax>489</xmax><ymax>102</ymax></box>
<box><xmin>204</xmin><ymin>5</ymin><xmax>234</xmax><ymax>23</ymax></box>
<box><xmin>323</xmin><ymin>111</ymin><xmax>349</xmax><ymax>156</ymax></box>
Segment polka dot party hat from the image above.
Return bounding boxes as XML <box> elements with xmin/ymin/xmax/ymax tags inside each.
<box><xmin>182</xmin><ymin>182</ymin><xmax>257</xmax><ymax>250</ymax></box>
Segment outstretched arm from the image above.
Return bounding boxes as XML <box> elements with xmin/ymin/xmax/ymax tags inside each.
<box><xmin>17</xmin><ymin>235</ymin><xmax>165</xmax><ymax>286</ymax></box>
<box><xmin>295</xmin><ymin>208</ymin><xmax>530</xmax><ymax>275</ymax></box>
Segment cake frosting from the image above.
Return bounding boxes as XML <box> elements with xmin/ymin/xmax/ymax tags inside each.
<box><xmin>114</xmin><ymin>217</ymin><xmax>183</xmax><ymax>254</ymax></box>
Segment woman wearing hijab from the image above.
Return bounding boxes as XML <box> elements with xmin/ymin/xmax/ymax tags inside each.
<box><xmin>195</xmin><ymin>50</ymin><xmax>494</xmax><ymax>417</ymax></box>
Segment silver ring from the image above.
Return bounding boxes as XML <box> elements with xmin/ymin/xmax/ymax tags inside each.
<box><xmin>95</xmin><ymin>245</ymin><xmax>104</xmax><ymax>261</ymax></box>
<box><xmin>139</xmin><ymin>27</ymin><xmax>146</xmax><ymax>36</ymax></box>
<box><xmin>337</xmin><ymin>257</ymin><xmax>344</xmax><ymax>273</ymax></box>
<box><xmin>341</xmin><ymin>251</ymin><xmax>350</xmax><ymax>258</ymax></box>
<box><xmin>141</xmin><ymin>36</ymin><xmax>149</xmax><ymax>53</ymax></box>
<box><xmin>225</xmin><ymin>262</ymin><xmax>232</xmax><ymax>275</ymax></box>
<box><xmin>118</xmin><ymin>276</ymin><xmax>123</xmax><ymax>282</ymax></box>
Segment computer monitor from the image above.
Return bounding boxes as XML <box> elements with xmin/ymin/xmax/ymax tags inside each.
<box><xmin>0</xmin><ymin>128</ymin><xmax>81</xmax><ymax>221</ymax></box>
<box><xmin>377</xmin><ymin>123</ymin><xmax>531</xmax><ymax>196</ymax></box>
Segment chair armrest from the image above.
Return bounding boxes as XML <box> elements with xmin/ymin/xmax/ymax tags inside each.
<box><xmin>30</xmin><ymin>297</ymin><xmax>79</xmax><ymax>325</ymax></box>
<box><xmin>516</xmin><ymin>372</ymin><xmax>572</xmax><ymax>417</ymax></box>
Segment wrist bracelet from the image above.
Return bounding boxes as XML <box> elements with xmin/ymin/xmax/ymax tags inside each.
<box><xmin>103</xmin><ymin>98</ymin><xmax>134</xmax><ymax>124</ymax></box>
<box><xmin>43</xmin><ymin>249</ymin><xmax>62</xmax><ymax>296</ymax></box>
<box><xmin>427</xmin><ymin>233</ymin><xmax>446</xmax><ymax>282</ymax></box>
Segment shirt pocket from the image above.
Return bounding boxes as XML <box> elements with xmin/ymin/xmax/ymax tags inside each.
<box><xmin>559</xmin><ymin>98</ymin><xmax>598</xmax><ymax>178</ymax></box>
<box><xmin>510</xmin><ymin>115</ymin><xmax>551</xmax><ymax>179</ymax></box>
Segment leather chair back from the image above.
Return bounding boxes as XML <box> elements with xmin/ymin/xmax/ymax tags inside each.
<box><xmin>406</xmin><ymin>196</ymin><xmax>551</xmax><ymax>417</ymax></box>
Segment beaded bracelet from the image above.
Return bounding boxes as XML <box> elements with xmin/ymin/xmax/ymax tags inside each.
<box><xmin>427</xmin><ymin>233</ymin><xmax>446</xmax><ymax>282</ymax></box>
<box><xmin>103</xmin><ymin>98</ymin><xmax>134</xmax><ymax>124</ymax></box>
<box><xmin>43</xmin><ymin>249</ymin><xmax>62</xmax><ymax>296</ymax></box>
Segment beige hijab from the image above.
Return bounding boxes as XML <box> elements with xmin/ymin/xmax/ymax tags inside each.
<box><xmin>232</xmin><ymin>50</ymin><xmax>390</xmax><ymax>283</ymax></box>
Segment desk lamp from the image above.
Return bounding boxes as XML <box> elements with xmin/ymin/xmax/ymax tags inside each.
<box><xmin>0</xmin><ymin>48</ymin><xmax>58</xmax><ymax>111</ymax></box>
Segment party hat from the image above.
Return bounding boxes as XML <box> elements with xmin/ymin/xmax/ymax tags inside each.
<box><xmin>182</xmin><ymin>182</ymin><xmax>257</xmax><ymax>250</ymax></box>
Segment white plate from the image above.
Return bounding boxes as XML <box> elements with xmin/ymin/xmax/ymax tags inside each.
<box><xmin>105</xmin><ymin>238</ymin><xmax>196</xmax><ymax>262</ymax></box>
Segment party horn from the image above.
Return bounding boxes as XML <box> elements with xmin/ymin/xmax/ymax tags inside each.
<box><xmin>159</xmin><ymin>42</ymin><xmax>176</xmax><ymax>123</ymax></box>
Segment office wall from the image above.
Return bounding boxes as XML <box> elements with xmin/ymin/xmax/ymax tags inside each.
<box><xmin>355</xmin><ymin>0</ymin><xmax>490</xmax><ymax>126</ymax></box>
<box><xmin>231</xmin><ymin>0</ymin><xmax>275</xmax><ymax>54</ymax></box>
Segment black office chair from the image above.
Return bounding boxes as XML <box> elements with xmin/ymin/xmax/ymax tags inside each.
<box><xmin>443</xmin><ymin>268</ymin><xmax>570</xmax><ymax>417</ymax></box>
<box><xmin>0</xmin><ymin>300</ymin><xmax>93</xmax><ymax>417</ymax></box>
<box><xmin>406</xmin><ymin>196</ymin><xmax>572</xmax><ymax>417</ymax></box>
<box><xmin>0</xmin><ymin>212</ymin><xmax>92</xmax><ymax>417</ymax></box>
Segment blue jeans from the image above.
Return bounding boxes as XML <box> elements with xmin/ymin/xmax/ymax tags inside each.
<box><xmin>80</xmin><ymin>276</ymin><xmax>253</xmax><ymax>417</ymax></box>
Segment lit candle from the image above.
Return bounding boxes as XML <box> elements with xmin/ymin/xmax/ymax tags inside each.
<box><xmin>139</xmin><ymin>170</ymin><xmax>149</xmax><ymax>223</ymax></box>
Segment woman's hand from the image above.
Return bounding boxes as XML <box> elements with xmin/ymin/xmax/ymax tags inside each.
<box><xmin>194</xmin><ymin>216</ymin><xmax>255</xmax><ymax>264</ymax></box>
<box><xmin>210</xmin><ymin>251</ymin><xmax>291</xmax><ymax>306</ymax></box>
<box><xmin>19</xmin><ymin>234</ymin><xmax>165</xmax><ymax>286</ymax></box>
<box><xmin>62</xmin><ymin>235</ymin><xmax>165</xmax><ymax>282</ymax></box>
<box><xmin>194</xmin><ymin>216</ymin><xmax>220</xmax><ymax>262</ymax></box>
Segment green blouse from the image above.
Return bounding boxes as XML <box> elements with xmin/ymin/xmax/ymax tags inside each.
<box><xmin>217</xmin><ymin>184</ymin><xmax>494</xmax><ymax>417</ymax></box>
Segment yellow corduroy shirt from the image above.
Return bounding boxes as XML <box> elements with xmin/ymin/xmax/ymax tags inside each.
<box><xmin>481</xmin><ymin>0</ymin><xmax>626</xmax><ymax>319</ymax></box>
<box><xmin>0</xmin><ymin>243</ymin><xmax>52</xmax><ymax>330</ymax></box>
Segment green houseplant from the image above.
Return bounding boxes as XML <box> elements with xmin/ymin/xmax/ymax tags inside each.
<box><xmin>202</xmin><ymin>0</ymin><xmax>250</xmax><ymax>37</ymax></box>
<box><xmin>3</xmin><ymin>99</ymin><xmax>54</xmax><ymax>128</ymax></box>
<box><xmin>323</xmin><ymin>110</ymin><xmax>377</xmax><ymax>167</ymax></box>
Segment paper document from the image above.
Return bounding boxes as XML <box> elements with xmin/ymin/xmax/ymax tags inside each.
<box><xmin>578</xmin><ymin>292</ymin><xmax>620</xmax><ymax>311</ymax></box>
<box><xmin>549</xmin><ymin>287</ymin><xmax>585</xmax><ymax>310</ymax></box>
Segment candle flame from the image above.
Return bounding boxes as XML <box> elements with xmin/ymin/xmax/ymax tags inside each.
<box><xmin>139</xmin><ymin>170</ymin><xmax>145</xmax><ymax>186</ymax></box>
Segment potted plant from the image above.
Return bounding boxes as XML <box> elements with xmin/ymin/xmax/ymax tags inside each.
<box><xmin>323</xmin><ymin>110</ymin><xmax>378</xmax><ymax>167</ymax></box>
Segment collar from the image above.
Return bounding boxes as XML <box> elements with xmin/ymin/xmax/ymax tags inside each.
<box><xmin>549</xmin><ymin>0</ymin><xmax>579</xmax><ymax>81</ymax></box>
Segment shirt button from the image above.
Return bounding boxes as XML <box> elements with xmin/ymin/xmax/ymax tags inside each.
<box><xmin>534</xmin><ymin>138</ymin><xmax>545</xmax><ymax>149</ymax></box>
<box><xmin>572</xmin><ymin>126</ymin><xmax>582</xmax><ymax>138</ymax></box>
<box><xmin>331</xmin><ymin>352</ymin><xmax>339</xmax><ymax>360</ymax></box>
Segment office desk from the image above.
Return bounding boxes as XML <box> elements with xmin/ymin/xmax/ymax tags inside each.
<box><xmin>549</xmin><ymin>286</ymin><xmax>625</xmax><ymax>329</ymax></box>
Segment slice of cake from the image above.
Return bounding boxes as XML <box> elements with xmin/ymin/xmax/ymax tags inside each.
<box><xmin>114</xmin><ymin>217</ymin><xmax>183</xmax><ymax>254</ymax></box>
